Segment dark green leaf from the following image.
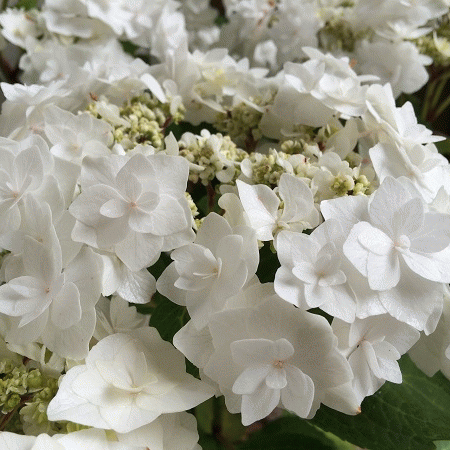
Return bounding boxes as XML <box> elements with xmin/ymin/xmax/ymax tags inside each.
<box><xmin>165</xmin><ymin>121</ymin><xmax>219</xmax><ymax>140</ymax></box>
<box><xmin>119</xmin><ymin>40</ymin><xmax>140</xmax><ymax>56</ymax></box>
<box><xmin>310</xmin><ymin>355</ymin><xmax>450</xmax><ymax>450</ymax></box>
<box><xmin>236</xmin><ymin>416</ymin><xmax>354</xmax><ymax>450</ymax></box>
<box><xmin>256</xmin><ymin>241</ymin><xmax>280</xmax><ymax>283</ymax></box>
<box><xmin>148</xmin><ymin>252</ymin><xmax>172</xmax><ymax>279</ymax></box>
<box><xmin>436</xmin><ymin>139</ymin><xmax>450</xmax><ymax>158</ymax></box>
<box><xmin>198</xmin><ymin>431</ymin><xmax>224</xmax><ymax>450</ymax></box>
<box><xmin>148</xmin><ymin>293</ymin><xmax>187</xmax><ymax>342</ymax></box>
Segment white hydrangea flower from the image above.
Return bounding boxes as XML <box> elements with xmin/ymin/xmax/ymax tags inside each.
<box><xmin>409</xmin><ymin>286</ymin><xmax>450</xmax><ymax>380</ymax></box>
<box><xmin>321</xmin><ymin>178</ymin><xmax>448</xmax><ymax>332</ymax></box>
<box><xmin>94</xmin><ymin>295</ymin><xmax>150</xmax><ymax>342</ymax></box>
<box><xmin>0</xmin><ymin>136</ymin><xmax>75</xmax><ymax>235</ymax></box>
<box><xmin>236</xmin><ymin>173</ymin><xmax>319</xmax><ymax>242</ymax></box>
<box><xmin>116</xmin><ymin>412</ymin><xmax>201</xmax><ymax>450</ymax></box>
<box><xmin>69</xmin><ymin>153</ymin><xmax>194</xmax><ymax>272</ymax></box>
<box><xmin>369</xmin><ymin>141</ymin><xmax>450</xmax><ymax>203</ymax></box>
<box><xmin>0</xmin><ymin>232</ymin><xmax>103</xmax><ymax>359</ymax></box>
<box><xmin>0</xmin><ymin>428</ymin><xmax>142</xmax><ymax>449</ymax></box>
<box><xmin>275</xmin><ymin>219</ymin><xmax>357</xmax><ymax>322</ymax></box>
<box><xmin>47</xmin><ymin>328</ymin><xmax>215</xmax><ymax>433</ymax></box>
<box><xmin>43</xmin><ymin>105</ymin><xmax>113</xmax><ymax>164</ymax></box>
<box><xmin>0</xmin><ymin>80</ymin><xmax>78</xmax><ymax>140</ymax></box>
<box><xmin>362</xmin><ymin>84</ymin><xmax>445</xmax><ymax>154</ymax></box>
<box><xmin>333</xmin><ymin>315</ymin><xmax>420</xmax><ymax>403</ymax></box>
<box><xmin>355</xmin><ymin>40</ymin><xmax>431</xmax><ymax>97</ymax></box>
<box><xmin>156</xmin><ymin>212</ymin><xmax>259</xmax><ymax>329</ymax></box>
<box><xmin>0</xmin><ymin>8</ymin><xmax>42</xmax><ymax>49</ymax></box>
<box><xmin>343</xmin><ymin>176</ymin><xmax>450</xmax><ymax>290</ymax></box>
<box><xmin>96</xmin><ymin>250</ymin><xmax>156</xmax><ymax>304</ymax></box>
<box><xmin>80</xmin><ymin>0</ymin><xmax>181</xmax><ymax>47</ymax></box>
<box><xmin>41</xmin><ymin>0</ymin><xmax>113</xmax><ymax>39</ymax></box>
<box><xmin>200</xmin><ymin>295</ymin><xmax>355</xmax><ymax>425</ymax></box>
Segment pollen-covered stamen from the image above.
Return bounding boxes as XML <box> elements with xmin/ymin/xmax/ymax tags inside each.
<box><xmin>273</xmin><ymin>359</ymin><xmax>284</xmax><ymax>369</ymax></box>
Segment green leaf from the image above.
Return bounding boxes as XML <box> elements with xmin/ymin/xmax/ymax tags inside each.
<box><xmin>236</xmin><ymin>416</ymin><xmax>355</xmax><ymax>450</ymax></box>
<box><xmin>436</xmin><ymin>139</ymin><xmax>450</xmax><ymax>158</ymax></box>
<box><xmin>435</xmin><ymin>442</ymin><xmax>450</xmax><ymax>450</ymax></box>
<box><xmin>256</xmin><ymin>241</ymin><xmax>280</xmax><ymax>283</ymax></box>
<box><xmin>166</xmin><ymin>121</ymin><xmax>219</xmax><ymax>140</ymax></box>
<box><xmin>310</xmin><ymin>355</ymin><xmax>450</xmax><ymax>450</ymax></box>
<box><xmin>198</xmin><ymin>432</ymin><xmax>224</xmax><ymax>450</ymax></box>
<box><xmin>148</xmin><ymin>293</ymin><xmax>187</xmax><ymax>342</ymax></box>
<box><xmin>119</xmin><ymin>40</ymin><xmax>140</xmax><ymax>56</ymax></box>
<box><xmin>13</xmin><ymin>0</ymin><xmax>37</xmax><ymax>10</ymax></box>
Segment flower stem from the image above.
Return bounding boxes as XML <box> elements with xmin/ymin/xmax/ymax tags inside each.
<box><xmin>207</xmin><ymin>183</ymin><xmax>216</xmax><ymax>213</ymax></box>
<box><xmin>1</xmin><ymin>0</ymin><xmax>8</xmax><ymax>12</ymax></box>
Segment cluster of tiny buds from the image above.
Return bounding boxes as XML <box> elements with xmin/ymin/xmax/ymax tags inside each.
<box><xmin>178</xmin><ymin>131</ymin><xmax>246</xmax><ymax>185</ymax></box>
<box><xmin>0</xmin><ymin>357</ymin><xmax>82</xmax><ymax>435</ymax></box>
<box><xmin>87</xmin><ymin>92</ymin><xmax>185</xmax><ymax>150</ymax></box>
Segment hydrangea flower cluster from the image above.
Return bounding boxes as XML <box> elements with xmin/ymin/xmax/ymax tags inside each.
<box><xmin>1</xmin><ymin>0</ymin><xmax>450</xmax><ymax>448</ymax></box>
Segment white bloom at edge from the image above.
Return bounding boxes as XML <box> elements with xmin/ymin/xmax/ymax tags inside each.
<box><xmin>275</xmin><ymin>220</ymin><xmax>356</xmax><ymax>322</ymax></box>
<box><xmin>409</xmin><ymin>286</ymin><xmax>450</xmax><ymax>380</ymax></box>
<box><xmin>43</xmin><ymin>105</ymin><xmax>113</xmax><ymax>164</ymax></box>
<box><xmin>321</xmin><ymin>189</ymin><xmax>446</xmax><ymax>333</ymax></box>
<box><xmin>47</xmin><ymin>328</ymin><xmax>215</xmax><ymax>433</ymax></box>
<box><xmin>0</xmin><ymin>8</ymin><xmax>42</xmax><ymax>49</ymax></box>
<box><xmin>369</xmin><ymin>141</ymin><xmax>450</xmax><ymax>203</ymax></box>
<box><xmin>41</xmin><ymin>0</ymin><xmax>113</xmax><ymax>39</ymax></box>
<box><xmin>202</xmin><ymin>296</ymin><xmax>355</xmax><ymax>425</ymax></box>
<box><xmin>0</xmin><ymin>235</ymin><xmax>103</xmax><ymax>360</ymax></box>
<box><xmin>332</xmin><ymin>315</ymin><xmax>420</xmax><ymax>403</ymax></box>
<box><xmin>156</xmin><ymin>212</ymin><xmax>259</xmax><ymax>329</ymax></box>
<box><xmin>236</xmin><ymin>173</ymin><xmax>319</xmax><ymax>242</ymax></box>
<box><xmin>343</xmin><ymin>176</ymin><xmax>450</xmax><ymax>291</ymax></box>
<box><xmin>96</xmin><ymin>250</ymin><xmax>156</xmax><ymax>304</ymax></box>
<box><xmin>94</xmin><ymin>295</ymin><xmax>149</xmax><ymax>342</ymax></box>
<box><xmin>0</xmin><ymin>428</ymin><xmax>140</xmax><ymax>449</ymax></box>
<box><xmin>0</xmin><ymin>137</ymin><xmax>66</xmax><ymax>236</ymax></box>
<box><xmin>69</xmin><ymin>153</ymin><xmax>194</xmax><ymax>272</ymax></box>
<box><xmin>362</xmin><ymin>83</ymin><xmax>444</xmax><ymax>154</ymax></box>
<box><xmin>116</xmin><ymin>412</ymin><xmax>201</xmax><ymax>450</ymax></box>
<box><xmin>355</xmin><ymin>40</ymin><xmax>431</xmax><ymax>98</ymax></box>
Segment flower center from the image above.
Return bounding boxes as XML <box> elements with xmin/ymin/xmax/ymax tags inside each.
<box><xmin>395</xmin><ymin>234</ymin><xmax>410</xmax><ymax>249</ymax></box>
<box><xmin>273</xmin><ymin>360</ymin><xmax>284</xmax><ymax>369</ymax></box>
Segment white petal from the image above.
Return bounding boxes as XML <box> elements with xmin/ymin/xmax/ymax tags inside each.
<box><xmin>367</xmin><ymin>250</ymin><xmax>401</xmax><ymax>291</ymax></box>
<box><xmin>100</xmin><ymin>198</ymin><xmax>128</xmax><ymax>218</ymax></box>
<box><xmin>266</xmin><ymin>367</ymin><xmax>287</xmax><ymax>390</ymax></box>
<box><xmin>115</xmin><ymin>231</ymin><xmax>163</xmax><ymax>272</ymax></box>
<box><xmin>281</xmin><ymin>365</ymin><xmax>314</xmax><ymax>418</ymax></box>
<box><xmin>233</xmin><ymin>365</ymin><xmax>271</xmax><ymax>394</ymax></box>
<box><xmin>274</xmin><ymin>266</ymin><xmax>306</xmax><ymax>308</ymax></box>
<box><xmin>231</xmin><ymin>339</ymin><xmax>277</xmax><ymax>367</ymax></box>
<box><xmin>46</xmin><ymin>365</ymin><xmax>110</xmax><ymax>429</ymax></box>
<box><xmin>357</xmin><ymin>225</ymin><xmax>393</xmax><ymax>256</ymax></box>
<box><xmin>241</xmin><ymin>385</ymin><xmax>280</xmax><ymax>425</ymax></box>
<box><xmin>116</xmin><ymin>266</ymin><xmax>156</xmax><ymax>304</ymax></box>
<box><xmin>236</xmin><ymin>180</ymin><xmax>278</xmax><ymax>241</ymax></box>
<box><xmin>376</xmin><ymin>357</ymin><xmax>402</xmax><ymax>384</ymax></box>
<box><xmin>51</xmin><ymin>282</ymin><xmax>81</xmax><ymax>329</ymax></box>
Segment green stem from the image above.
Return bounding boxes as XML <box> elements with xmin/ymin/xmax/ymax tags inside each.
<box><xmin>207</xmin><ymin>183</ymin><xmax>216</xmax><ymax>213</ymax></box>
<box><xmin>421</xmin><ymin>77</ymin><xmax>436</xmax><ymax>123</ymax></box>
<box><xmin>432</xmin><ymin>92</ymin><xmax>450</xmax><ymax>121</ymax></box>
<box><xmin>430</xmin><ymin>74</ymin><xmax>450</xmax><ymax>111</ymax></box>
<box><xmin>1</xmin><ymin>0</ymin><xmax>8</xmax><ymax>12</ymax></box>
<box><xmin>212</xmin><ymin>396</ymin><xmax>234</xmax><ymax>450</ymax></box>
<box><xmin>0</xmin><ymin>393</ymin><xmax>33</xmax><ymax>431</ymax></box>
